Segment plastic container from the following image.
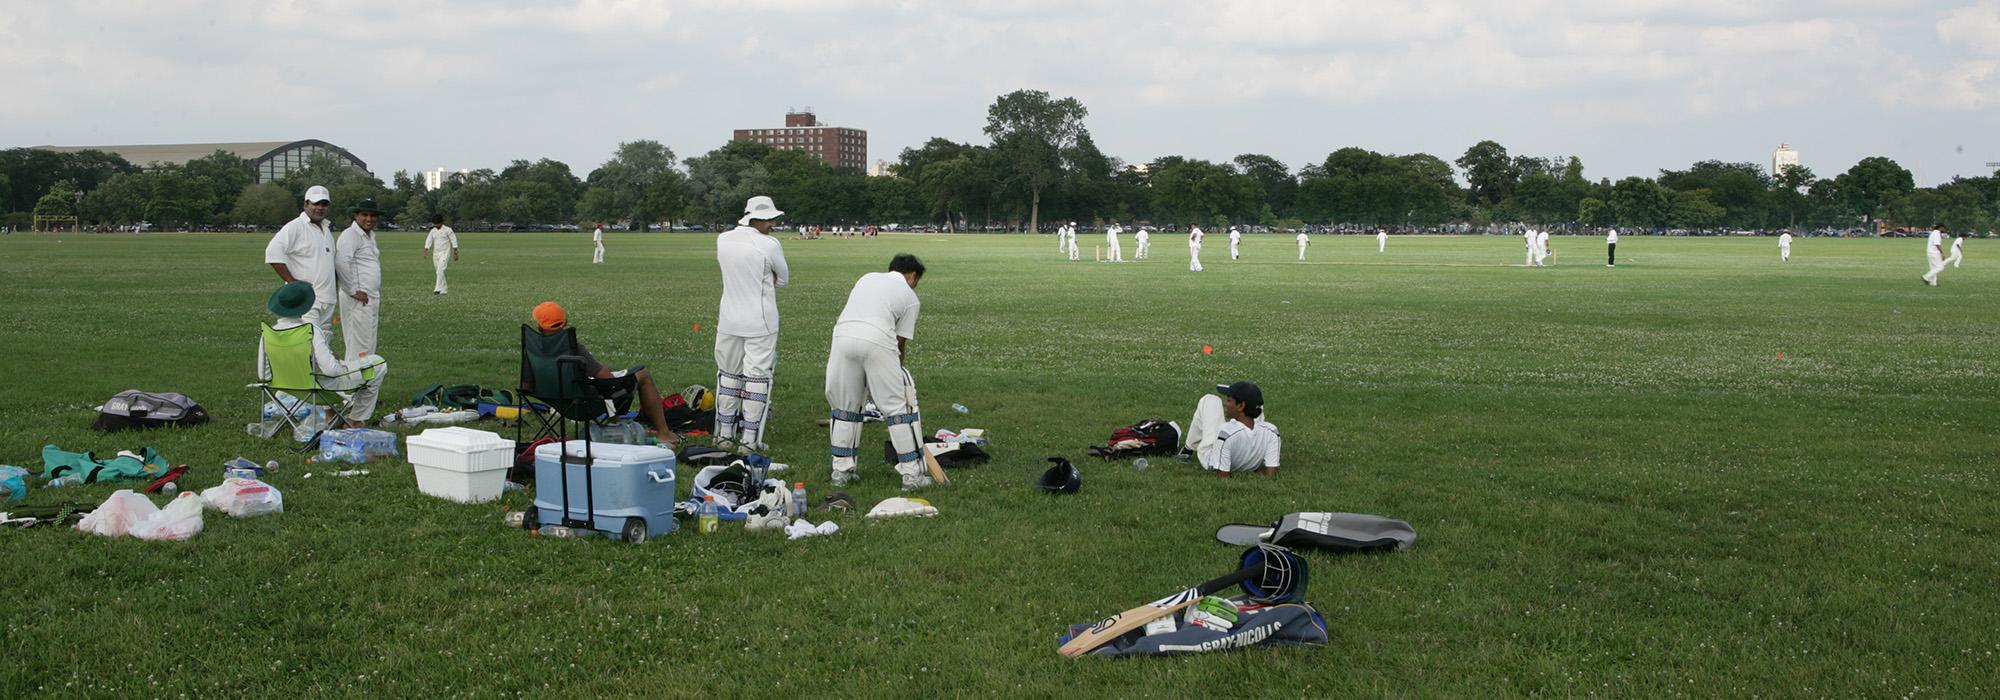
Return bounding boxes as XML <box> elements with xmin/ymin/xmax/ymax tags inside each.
<box><xmin>589</xmin><ymin>420</ymin><xmax>648</xmax><ymax>445</ymax></box>
<box><xmin>532</xmin><ymin>441</ymin><xmax>679</xmax><ymax>542</ymax></box>
<box><xmin>0</xmin><ymin>466</ymin><xmax>27</xmax><ymax>502</ymax></box>
<box><xmin>321</xmin><ymin>428</ymin><xmax>399</xmax><ymax>464</ymax></box>
<box><xmin>407</xmin><ymin>427</ymin><xmax>516</xmax><ymax>503</ymax></box>
<box><xmin>951</xmin><ymin>403</ymin><xmax>969</xmax><ymax>414</ymax></box>
<box><xmin>50</xmin><ymin>474</ymin><xmax>84</xmax><ymax>488</ymax></box>
<box><xmin>697</xmin><ymin>495</ymin><xmax>719</xmax><ymax>534</ymax></box>
<box><xmin>791</xmin><ymin>482</ymin><xmax>808</xmax><ymax>518</ymax></box>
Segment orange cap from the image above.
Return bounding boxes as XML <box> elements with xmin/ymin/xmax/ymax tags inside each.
<box><xmin>532</xmin><ymin>301</ymin><xmax>567</xmax><ymax>332</ymax></box>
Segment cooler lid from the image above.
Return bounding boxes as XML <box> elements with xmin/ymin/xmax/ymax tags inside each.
<box><xmin>533</xmin><ymin>440</ymin><xmax>676</xmax><ymax>465</ymax></box>
<box><xmin>407</xmin><ymin>426</ymin><xmax>514</xmax><ymax>452</ymax></box>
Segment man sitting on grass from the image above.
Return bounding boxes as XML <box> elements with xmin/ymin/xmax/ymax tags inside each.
<box><xmin>259</xmin><ymin>281</ymin><xmax>388</xmax><ymax>429</ymax></box>
<box><xmin>526</xmin><ymin>301</ymin><xmax>680</xmax><ymax>446</ymax></box>
<box><xmin>1181</xmin><ymin>381</ymin><xmax>1281</xmax><ymax>478</ymax></box>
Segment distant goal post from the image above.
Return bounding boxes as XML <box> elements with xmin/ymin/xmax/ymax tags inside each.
<box><xmin>32</xmin><ymin>215</ymin><xmax>79</xmax><ymax>232</ymax></box>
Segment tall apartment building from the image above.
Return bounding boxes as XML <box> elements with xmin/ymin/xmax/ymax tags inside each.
<box><xmin>1772</xmin><ymin>143</ymin><xmax>1799</xmax><ymax>177</ymax></box>
<box><xmin>732</xmin><ymin>110</ymin><xmax>867</xmax><ymax>172</ymax></box>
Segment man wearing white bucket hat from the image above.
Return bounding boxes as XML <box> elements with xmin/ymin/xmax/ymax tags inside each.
<box><xmin>714</xmin><ymin>195</ymin><xmax>791</xmax><ymax>452</ymax></box>
<box><xmin>264</xmin><ymin>185</ymin><xmax>339</xmax><ymax>327</ymax></box>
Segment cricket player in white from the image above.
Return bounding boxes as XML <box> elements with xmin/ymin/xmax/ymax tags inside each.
<box><xmin>826</xmin><ymin>254</ymin><xmax>928</xmax><ymax>489</ymax></box>
<box><xmin>1296</xmin><ymin>231</ymin><xmax>1309</xmax><ymax>260</ymax></box>
<box><xmin>1947</xmin><ymin>232</ymin><xmax>1965</xmax><ymax>268</ymax></box>
<box><xmin>1057</xmin><ymin>222</ymin><xmax>1071</xmax><ymax>258</ymax></box>
<box><xmin>1189</xmin><ymin>226</ymin><xmax>1205</xmax><ymax>271</ymax></box>
<box><xmin>1605</xmin><ymin>227</ymin><xmax>1618</xmax><ymax>267</ymax></box>
<box><xmin>592</xmin><ymin>224</ymin><xmax>605</xmax><ymax>264</ymax></box>
<box><xmin>1229</xmin><ymin>226</ymin><xmax>1242</xmax><ymax>260</ymax></box>
<box><xmin>1536</xmin><ymin>229</ymin><xmax>1553</xmax><ymax>266</ymax></box>
<box><xmin>1376</xmin><ymin>229</ymin><xmax>1387</xmax><ymax>253</ymax></box>
<box><xmin>1184</xmin><ymin>381</ymin><xmax>1280</xmax><ymax>478</ymax></box>
<box><xmin>1105</xmin><ymin>223</ymin><xmax>1124</xmax><ymax>262</ymax></box>
<box><xmin>264</xmin><ymin>185</ymin><xmax>339</xmax><ymax>327</ymax></box>
<box><xmin>333</xmin><ymin>198</ymin><xmax>384</xmax><ymax>361</ymax></box>
<box><xmin>1922</xmin><ymin>226</ymin><xmax>1948</xmax><ymax>286</ymax></box>
<box><xmin>1779</xmin><ymin>231</ymin><xmax>1793</xmax><ymax>262</ymax></box>
<box><xmin>715</xmin><ymin>196</ymin><xmax>791</xmax><ymax>451</ymax></box>
<box><xmin>1134</xmin><ymin>226</ymin><xmax>1151</xmax><ymax>259</ymax></box>
<box><xmin>1524</xmin><ymin>228</ymin><xmax>1539</xmax><ymax>266</ymax></box>
<box><xmin>423</xmin><ymin>216</ymin><xmax>458</xmax><ymax>294</ymax></box>
<box><xmin>1066</xmin><ymin>221</ymin><xmax>1080</xmax><ymax>261</ymax></box>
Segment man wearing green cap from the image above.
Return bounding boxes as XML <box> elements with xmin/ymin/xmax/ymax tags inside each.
<box><xmin>334</xmin><ymin>198</ymin><xmax>384</xmax><ymax>360</ymax></box>
<box><xmin>259</xmin><ymin>281</ymin><xmax>389</xmax><ymax>427</ymax></box>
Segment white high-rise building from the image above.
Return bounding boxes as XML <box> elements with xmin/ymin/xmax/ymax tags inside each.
<box><xmin>1772</xmin><ymin>144</ymin><xmax>1799</xmax><ymax>177</ymax></box>
<box><xmin>422</xmin><ymin>167</ymin><xmax>469</xmax><ymax>191</ymax></box>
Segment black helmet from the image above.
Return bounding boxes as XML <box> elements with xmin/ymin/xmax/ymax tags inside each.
<box><xmin>1037</xmin><ymin>457</ymin><xmax>1081</xmax><ymax>494</ymax></box>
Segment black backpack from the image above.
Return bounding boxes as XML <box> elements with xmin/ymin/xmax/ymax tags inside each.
<box><xmin>92</xmin><ymin>390</ymin><xmax>210</xmax><ymax>432</ymax></box>
<box><xmin>1086</xmin><ymin>418</ymin><xmax>1181</xmax><ymax>459</ymax></box>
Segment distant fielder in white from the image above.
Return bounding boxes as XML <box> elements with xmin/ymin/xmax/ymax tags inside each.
<box><xmin>1067</xmin><ymin>222</ymin><xmax>1080</xmax><ymax>261</ymax></box>
<box><xmin>1057</xmin><ymin>221</ymin><xmax>1072</xmax><ymax>259</ymax></box>
<box><xmin>1947</xmin><ymin>231</ymin><xmax>1965</xmax><ymax>268</ymax></box>
<box><xmin>592</xmin><ymin>223</ymin><xmax>605</xmax><ymax>264</ymax></box>
<box><xmin>1605</xmin><ymin>227</ymin><xmax>1618</xmax><ymax>267</ymax></box>
<box><xmin>1229</xmin><ymin>226</ymin><xmax>1242</xmax><ymax>260</ymax></box>
<box><xmin>1524</xmin><ymin>228</ymin><xmax>1539</xmax><ymax>266</ymax></box>
<box><xmin>1296</xmin><ymin>231</ymin><xmax>1309</xmax><ymax>260</ymax></box>
<box><xmin>1134</xmin><ymin>226</ymin><xmax>1151</xmax><ymax>259</ymax></box>
<box><xmin>1376</xmin><ymin>229</ymin><xmax>1387</xmax><ymax>253</ymax></box>
<box><xmin>1189</xmin><ymin>225</ymin><xmax>1205</xmax><ymax>272</ymax></box>
<box><xmin>825</xmin><ymin>254</ymin><xmax>930</xmax><ymax>490</ymax></box>
<box><xmin>1536</xmin><ymin>229</ymin><xmax>1553</xmax><ymax>266</ymax></box>
<box><xmin>1183</xmin><ymin>381</ymin><xmax>1280</xmax><ymax>478</ymax></box>
<box><xmin>1779</xmin><ymin>231</ymin><xmax>1793</xmax><ymax>263</ymax></box>
<box><xmin>714</xmin><ymin>196</ymin><xmax>791</xmax><ymax>451</ymax></box>
<box><xmin>1922</xmin><ymin>224</ymin><xmax>1947</xmax><ymax>286</ymax></box>
<box><xmin>1104</xmin><ymin>223</ymin><xmax>1124</xmax><ymax>262</ymax></box>
<box><xmin>423</xmin><ymin>215</ymin><xmax>459</xmax><ymax>294</ymax></box>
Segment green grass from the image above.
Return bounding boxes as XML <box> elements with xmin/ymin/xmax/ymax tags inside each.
<box><xmin>1</xmin><ymin>230</ymin><xmax>1994</xmax><ymax>698</ymax></box>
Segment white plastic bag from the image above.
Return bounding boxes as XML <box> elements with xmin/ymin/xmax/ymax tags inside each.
<box><xmin>200</xmin><ymin>478</ymin><xmax>284</xmax><ymax>518</ymax></box>
<box><xmin>77</xmin><ymin>490</ymin><xmax>161</xmax><ymax>537</ymax></box>
<box><xmin>130</xmin><ymin>492</ymin><xmax>206</xmax><ymax>541</ymax></box>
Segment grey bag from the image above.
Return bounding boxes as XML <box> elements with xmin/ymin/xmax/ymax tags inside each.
<box><xmin>1215</xmin><ymin>512</ymin><xmax>1416</xmax><ymax>553</ymax></box>
<box><xmin>92</xmin><ymin>390</ymin><xmax>210</xmax><ymax>432</ymax></box>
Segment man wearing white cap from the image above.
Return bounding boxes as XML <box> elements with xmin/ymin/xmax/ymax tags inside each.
<box><xmin>1189</xmin><ymin>225</ymin><xmax>1205</xmax><ymax>272</ymax></box>
<box><xmin>714</xmin><ymin>195</ymin><xmax>791</xmax><ymax>451</ymax></box>
<box><xmin>264</xmin><ymin>185</ymin><xmax>339</xmax><ymax>327</ymax></box>
<box><xmin>592</xmin><ymin>223</ymin><xmax>605</xmax><ymax>264</ymax></box>
<box><xmin>1296</xmin><ymin>231</ymin><xmax>1310</xmax><ymax>260</ymax></box>
<box><xmin>1229</xmin><ymin>226</ymin><xmax>1242</xmax><ymax>260</ymax></box>
<box><xmin>1104</xmin><ymin>223</ymin><xmax>1124</xmax><ymax>262</ymax></box>
<box><xmin>1134</xmin><ymin>226</ymin><xmax>1151</xmax><ymax>259</ymax></box>
<box><xmin>334</xmin><ymin>198</ymin><xmax>384</xmax><ymax>360</ymax></box>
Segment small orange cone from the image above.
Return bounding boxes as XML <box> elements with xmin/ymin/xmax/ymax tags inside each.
<box><xmin>1202</xmin><ymin>345</ymin><xmax>1213</xmax><ymax>355</ymax></box>
<box><xmin>694</xmin><ymin>323</ymin><xmax>701</xmax><ymax>332</ymax></box>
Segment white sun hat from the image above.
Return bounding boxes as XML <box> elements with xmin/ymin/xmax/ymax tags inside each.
<box><xmin>738</xmin><ymin>195</ymin><xmax>785</xmax><ymax>226</ymax></box>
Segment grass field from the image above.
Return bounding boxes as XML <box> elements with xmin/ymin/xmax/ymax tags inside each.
<box><xmin>1</xmin><ymin>230</ymin><xmax>1995</xmax><ymax>698</ymax></box>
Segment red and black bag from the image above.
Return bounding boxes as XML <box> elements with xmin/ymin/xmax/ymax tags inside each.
<box><xmin>1086</xmin><ymin>418</ymin><xmax>1182</xmax><ymax>459</ymax></box>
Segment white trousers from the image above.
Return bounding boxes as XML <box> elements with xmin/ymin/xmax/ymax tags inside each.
<box><xmin>1947</xmin><ymin>249</ymin><xmax>1962</xmax><ymax>268</ymax></box>
<box><xmin>1378</xmin><ymin>238</ymin><xmax>1386</xmax><ymax>252</ymax></box>
<box><xmin>319</xmin><ymin>355</ymin><xmax>389</xmax><ymax>422</ymax></box>
<box><xmin>1780</xmin><ymin>244</ymin><xmax>1790</xmax><ymax>262</ymax></box>
<box><xmin>714</xmin><ymin>332</ymin><xmax>778</xmax><ymax>447</ymax></box>
<box><xmin>1526</xmin><ymin>243</ymin><xmax>1536</xmax><ymax>266</ymax></box>
<box><xmin>1106</xmin><ymin>241</ymin><xmax>1122</xmax><ymax>262</ymax></box>
<box><xmin>432</xmin><ymin>255</ymin><xmax>450</xmax><ymax>293</ymax></box>
<box><xmin>824</xmin><ymin>336</ymin><xmax>922</xmax><ymax>478</ymax></box>
<box><xmin>593</xmin><ymin>242</ymin><xmax>604</xmax><ymax>264</ymax></box>
<box><xmin>1298</xmin><ymin>244</ymin><xmax>1307</xmax><ymax>260</ymax></box>
<box><xmin>339</xmin><ymin>294</ymin><xmax>379</xmax><ymax>361</ymax></box>
<box><xmin>1189</xmin><ymin>244</ymin><xmax>1203</xmax><ymax>271</ymax></box>
<box><xmin>1924</xmin><ymin>252</ymin><xmax>1947</xmax><ymax>283</ymax></box>
<box><xmin>1230</xmin><ymin>242</ymin><xmax>1239</xmax><ymax>260</ymax></box>
<box><xmin>302</xmin><ymin>299</ymin><xmax>336</xmax><ymax>329</ymax></box>
<box><xmin>1136</xmin><ymin>241</ymin><xmax>1149</xmax><ymax>259</ymax></box>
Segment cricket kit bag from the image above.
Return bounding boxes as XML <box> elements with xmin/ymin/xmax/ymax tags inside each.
<box><xmin>1215</xmin><ymin>512</ymin><xmax>1417</xmax><ymax>553</ymax></box>
<box><xmin>1084</xmin><ymin>418</ymin><xmax>1182</xmax><ymax>459</ymax></box>
<box><xmin>1059</xmin><ymin>600</ymin><xmax>1328</xmax><ymax>657</ymax></box>
<box><xmin>91</xmin><ymin>390</ymin><xmax>210</xmax><ymax>432</ymax></box>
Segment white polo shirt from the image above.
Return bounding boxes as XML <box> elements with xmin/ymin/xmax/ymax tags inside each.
<box><xmin>424</xmin><ymin>226</ymin><xmax>458</xmax><ymax>259</ymax></box>
<box><xmin>1230</xmin><ymin>229</ymin><xmax>1242</xmax><ymax>244</ymax></box>
<box><xmin>1201</xmin><ymin>417</ymin><xmax>1282</xmax><ymax>473</ymax></box>
<box><xmin>335</xmin><ymin>223</ymin><xmax>381</xmax><ymax>298</ymax></box>
<box><xmin>264</xmin><ymin>213</ymin><xmax>336</xmax><ymax>307</ymax></box>
<box><xmin>832</xmin><ymin>271</ymin><xmax>919</xmax><ymax>351</ymax></box>
<box><xmin>1190</xmin><ymin>227</ymin><xmax>1204</xmax><ymax>246</ymax></box>
<box><xmin>1607</xmin><ymin>228</ymin><xmax>1619</xmax><ymax>244</ymax></box>
<box><xmin>1927</xmin><ymin>229</ymin><xmax>1945</xmax><ymax>256</ymax></box>
<box><xmin>1779</xmin><ymin>233</ymin><xmax>1792</xmax><ymax>247</ymax></box>
<box><xmin>1136</xmin><ymin>228</ymin><xmax>1149</xmax><ymax>244</ymax></box>
<box><xmin>716</xmin><ymin>225</ymin><xmax>790</xmax><ymax>336</ymax></box>
<box><xmin>1297</xmin><ymin>233</ymin><xmax>1309</xmax><ymax>246</ymax></box>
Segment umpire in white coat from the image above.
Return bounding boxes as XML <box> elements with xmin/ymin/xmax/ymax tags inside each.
<box><xmin>826</xmin><ymin>254</ymin><xmax>929</xmax><ymax>490</ymax></box>
<box><xmin>715</xmin><ymin>196</ymin><xmax>791</xmax><ymax>451</ymax></box>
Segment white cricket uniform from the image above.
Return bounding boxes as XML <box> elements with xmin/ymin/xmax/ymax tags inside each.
<box><xmin>1536</xmin><ymin>230</ymin><xmax>1552</xmax><ymax>265</ymax></box>
<box><xmin>1377</xmin><ymin>230</ymin><xmax>1387</xmax><ymax>253</ymax></box>
<box><xmin>333</xmin><ymin>223</ymin><xmax>382</xmax><ymax>360</ymax></box>
<box><xmin>259</xmin><ymin>316</ymin><xmax>389</xmax><ymax>422</ymax></box>
<box><xmin>715</xmin><ymin>224</ymin><xmax>790</xmax><ymax>447</ymax></box>
<box><xmin>592</xmin><ymin>227</ymin><xmax>605</xmax><ymax>263</ymax></box>
<box><xmin>1189</xmin><ymin>227</ymin><xmax>1205</xmax><ymax>271</ymax></box>
<box><xmin>424</xmin><ymin>226</ymin><xmax>458</xmax><ymax>293</ymax></box>
<box><xmin>1606</xmin><ymin>228</ymin><xmax>1618</xmax><ymax>266</ymax></box>
<box><xmin>1296</xmin><ymin>232</ymin><xmax>1309</xmax><ymax>260</ymax></box>
<box><xmin>264</xmin><ymin>213</ymin><xmax>338</xmax><ymax>326</ymax></box>
<box><xmin>825</xmin><ymin>271</ymin><xmax>923</xmax><ymax>481</ymax></box>
<box><xmin>1135</xmin><ymin>228</ymin><xmax>1151</xmax><ymax>259</ymax></box>
<box><xmin>1779</xmin><ymin>232</ymin><xmax>1792</xmax><ymax>262</ymax></box>
<box><xmin>1948</xmin><ymin>237</ymin><xmax>1964</xmax><ymax>268</ymax></box>
<box><xmin>1057</xmin><ymin>225</ymin><xmax>1070</xmax><ymax>256</ymax></box>
<box><xmin>1105</xmin><ymin>226</ymin><xmax>1123</xmax><ymax>262</ymax></box>
<box><xmin>1185</xmin><ymin>394</ymin><xmax>1281</xmax><ymax>474</ymax></box>
<box><xmin>1923</xmin><ymin>229</ymin><xmax>1947</xmax><ymax>284</ymax></box>
<box><xmin>1525</xmin><ymin>229</ymin><xmax>1539</xmax><ymax>266</ymax></box>
<box><xmin>1229</xmin><ymin>229</ymin><xmax>1241</xmax><ymax>260</ymax></box>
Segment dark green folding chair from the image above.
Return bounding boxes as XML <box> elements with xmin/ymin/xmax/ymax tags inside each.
<box><xmin>517</xmin><ymin>324</ymin><xmax>638</xmax><ymax>531</ymax></box>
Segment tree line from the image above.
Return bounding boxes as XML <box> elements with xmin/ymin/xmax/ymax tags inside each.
<box><xmin>6</xmin><ymin>89</ymin><xmax>1998</xmax><ymax>233</ymax></box>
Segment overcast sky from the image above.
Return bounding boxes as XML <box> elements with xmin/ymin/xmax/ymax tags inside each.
<box><xmin>4</xmin><ymin>1</ymin><xmax>1997</xmax><ymax>186</ymax></box>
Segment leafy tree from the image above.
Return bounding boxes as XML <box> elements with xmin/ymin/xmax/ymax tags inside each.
<box><xmin>1770</xmin><ymin>165</ymin><xmax>1818</xmax><ymax>230</ymax></box>
<box><xmin>33</xmin><ymin>179</ymin><xmax>79</xmax><ymax>217</ymax></box>
<box><xmin>1150</xmin><ymin>158</ymin><xmax>1260</xmax><ymax>225</ymax></box>
<box><xmin>1578</xmin><ymin>197</ymin><xmax>1609</xmax><ymax>226</ymax></box>
<box><xmin>1609</xmin><ymin>177</ymin><xmax>1669</xmax><ymax>228</ymax></box>
<box><xmin>682</xmin><ymin>140</ymin><xmax>775</xmax><ymax>225</ymax></box>
<box><xmin>983</xmin><ymin>89</ymin><xmax>1090</xmax><ymax>233</ymax></box>
<box><xmin>232</xmin><ymin>183</ymin><xmax>301</xmax><ymax>227</ymax></box>
<box><xmin>1233</xmin><ymin>154</ymin><xmax>1297</xmax><ymax>218</ymax></box>
<box><xmin>587</xmin><ymin>141</ymin><xmax>684</xmax><ymax>226</ymax></box>
<box><xmin>1667</xmin><ymin>189</ymin><xmax>1727</xmax><ymax>230</ymax></box>
<box><xmin>1833</xmin><ymin>156</ymin><xmax>1915</xmax><ymax>227</ymax></box>
<box><xmin>1455</xmin><ymin>140</ymin><xmax>1518</xmax><ymax>207</ymax></box>
<box><xmin>182</xmin><ymin>150</ymin><xmax>256</xmax><ymax>221</ymax></box>
<box><xmin>1658</xmin><ymin>160</ymin><xmax>1772</xmax><ymax>229</ymax></box>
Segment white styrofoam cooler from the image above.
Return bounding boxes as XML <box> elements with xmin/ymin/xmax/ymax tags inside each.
<box><xmin>407</xmin><ymin>427</ymin><xmax>516</xmax><ymax>503</ymax></box>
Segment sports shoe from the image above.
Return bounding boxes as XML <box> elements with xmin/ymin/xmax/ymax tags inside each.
<box><xmin>832</xmin><ymin>470</ymin><xmax>859</xmax><ymax>487</ymax></box>
<box><xmin>900</xmin><ymin>473</ymin><xmax>934</xmax><ymax>491</ymax></box>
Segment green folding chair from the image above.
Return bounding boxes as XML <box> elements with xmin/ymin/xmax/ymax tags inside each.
<box><xmin>250</xmin><ymin>322</ymin><xmax>363</xmax><ymax>443</ymax></box>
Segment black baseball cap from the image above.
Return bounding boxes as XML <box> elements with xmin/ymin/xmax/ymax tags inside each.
<box><xmin>1215</xmin><ymin>381</ymin><xmax>1263</xmax><ymax>410</ymax></box>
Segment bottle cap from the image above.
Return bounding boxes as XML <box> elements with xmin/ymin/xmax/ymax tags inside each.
<box><xmin>794</xmin><ymin>482</ymin><xmax>804</xmax><ymax>488</ymax></box>
<box><xmin>703</xmin><ymin>494</ymin><xmax>715</xmax><ymax>501</ymax></box>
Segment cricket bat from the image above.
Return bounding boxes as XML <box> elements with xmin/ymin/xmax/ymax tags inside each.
<box><xmin>901</xmin><ymin>367</ymin><xmax>949</xmax><ymax>485</ymax></box>
<box><xmin>1057</xmin><ymin>563</ymin><xmax>1261</xmax><ymax>658</ymax></box>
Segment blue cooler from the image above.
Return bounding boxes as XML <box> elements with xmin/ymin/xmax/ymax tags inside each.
<box><xmin>533</xmin><ymin>441</ymin><xmax>678</xmax><ymax>542</ymax></box>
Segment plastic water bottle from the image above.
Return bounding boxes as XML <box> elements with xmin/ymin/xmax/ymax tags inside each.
<box><xmin>537</xmin><ymin>524</ymin><xmax>577</xmax><ymax>539</ymax></box>
<box><xmin>698</xmin><ymin>495</ymin><xmax>720</xmax><ymax>534</ymax></box>
<box><xmin>951</xmin><ymin>403</ymin><xmax>969</xmax><ymax>414</ymax></box>
<box><xmin>1132</xmin><ymin>457</ymin><xmax>1150</xmax><ymax>471</ymax></box>
<box><xmin>791</xmin><ymin>482</ymin><xmax>808</xmax><ymax>518</ymax></box>
<box><xmin>50</xmin><ymin>474</ymin><xmax>84</xmax><ymax>488</ymax></box>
